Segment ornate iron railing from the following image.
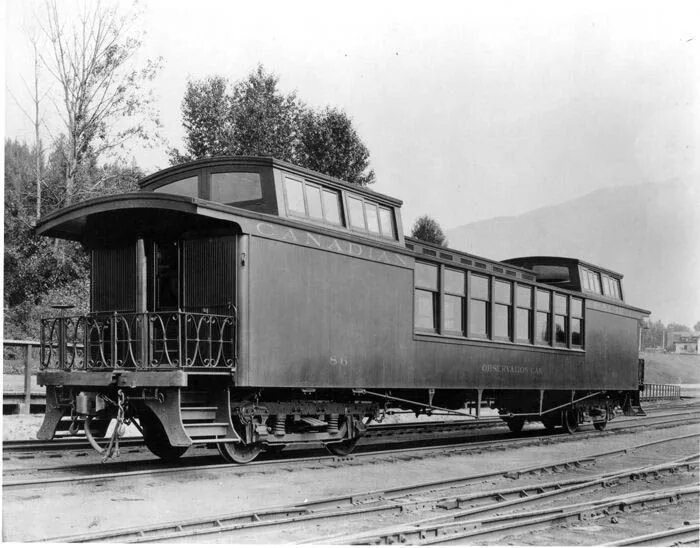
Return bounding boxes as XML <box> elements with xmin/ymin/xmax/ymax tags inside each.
<box><xmin>40</xmin><ymin>310</ymin><xmax>236</xmax><ymax>370</ymax></box>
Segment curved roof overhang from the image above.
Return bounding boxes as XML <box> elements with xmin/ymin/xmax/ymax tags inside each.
<box><xmin>36</xmin><ymin>193</ymin><xmax>250</xmax><ymax>244</ymax></box>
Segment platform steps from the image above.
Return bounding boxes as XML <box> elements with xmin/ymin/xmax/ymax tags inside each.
<box><xmin>179</xmin><ymin>390</ymin><xmax>239</xmax><ymax>444</ymax></box>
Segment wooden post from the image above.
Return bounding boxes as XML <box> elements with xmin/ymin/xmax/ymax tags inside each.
<box><xmin>22</xmin><ymin>343</ymin><xmax>32</xmax><ymax>414</ymax></box>
<box><xmin>136</xmin><ymin>238</ymin><xmax>148</xmax><ymax>367</ymax></box>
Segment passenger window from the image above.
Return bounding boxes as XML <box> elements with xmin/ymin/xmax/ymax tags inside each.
<box><xmin>443</xmin><ymin>269</ymin><xmax>465</xmax><ymax>334</ymax></box>
<box><xmin>415</xmin><ymin>262</ymin><xmax>439</xmax><ymax>332</ymax></box>
<box><xmin>494</xmin><ymin>280</ymin><xmax>512</xmax><ymax>340</ymax></box>
<box><xmin>554</xmin><ymin>294</ymin><xmax>568</xmax><ymax>346</ymax></box>
<box><xmin>306</xmin><ymin>184</ymin><xmax>323</xmax><ymax>219</ymax></box>
<box><xmin>155</xmin><ymin>176</ymin><xmax>199</xmax><ymax>198</ymax></box>
<box><xmin>366</xmin><ymin>203</ymin><xmax>380</xmax><ymax>233</ymax></box>
<box><xmin>379</xmin><ymin>207</ymin><xmax>396</xmax><ymax>239</ymax></box>
<box><xmin>322</xmin><ymin>190</ymin><xmax>342</xmax><ymax>225</ymax></box>
<box><xmin>535</xmin><ymin>289</ymin><xmax>551</xmax><ymax>345</ymax></box>
<box><xmin>348</xmin><ymin>196</ymin><xmax>366</xmax><ymax>230</ymax></box>
<box><xmin>469</xmin><ymin>274</ymin><xmax>489</xmax><ymax>337</ymax></box>
<box><xmin>516</xmin><ymin>285</ymin><xmax>533</xmax><ymax>343</ymax></box>
<box><xmin>285</xmin><ymin>177</ymin><xmax>306</xmax><ymax>214</ymax></box>
<box><xmin>210</xmin><ymin>172</ymin><xmax>262</xmax><ymax>203</ymax></box>
<box><xmin>571</xmin><ymin>297</ymin><xmax>584</xmax><ymax>347</ymax></box>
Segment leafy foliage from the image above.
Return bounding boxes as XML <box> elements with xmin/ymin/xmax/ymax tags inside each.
<box><xmin>4</xmin><ymin>138</ymin><xmax>143</xmax><ymax>339</ymax></box>
<box><xmin>297</xmin><ymin>107</ymin><xmax>375</xmax><ymax>185</ymax></box>
<box><xmin>171</xmin><ymin>65</ymin><xmax>375</xmax><ymax>185</ymax></box>
<box><xmin>40</xmin><ymin>0</ymin><xmax>161</xmax><ymax>204</ymax></box>
<box><xmin>411</xmin><ymin>215</ymin><xmax>448</xmax><ymax>246</ymax></box>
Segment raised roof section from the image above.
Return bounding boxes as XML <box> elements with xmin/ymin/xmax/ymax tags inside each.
<box><xmin>139</xmin><ymin>157</ymin><xmax>404</xmax><ymax>244</ymax></box>
<box><xmin>503</xmin><ymin>256</ymin><xmax>625</xmax><ymax>301</ymax></box>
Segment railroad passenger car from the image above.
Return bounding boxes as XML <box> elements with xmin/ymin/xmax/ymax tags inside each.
<box><xmin>35</xmin><ymin>157</ymin><xmax>649</xmax><ymax>462</ymax></box>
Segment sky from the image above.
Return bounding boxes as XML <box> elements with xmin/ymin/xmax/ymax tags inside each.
<box><xmin>4</xmin><ymin>0</ymin><xmax>699</xmax><ymax>321</ymax></box>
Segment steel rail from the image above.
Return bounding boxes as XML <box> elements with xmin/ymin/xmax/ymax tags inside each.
<box><xmin>320</xmin><ymin>454</ymin><xmax>699</xmax><ymax>545</ymax></box>
<box><xmin>4</xmin><ymin>411</ymin><xmax>700</xmax><ymax>489</ymax></box>
<box><xmin>33</xmin><ymin>439</ymin><xmax>700</xmax><ymax>543</ymax></box>
<box><xmin>4</xmin><ymin>405</ymin><xmax>697</xmax><ymax>458</ymax></box>
<box><xmin>4</xmin><ymin>402</ymin><xmax>697</xmax><ymax>454</ymax></box>
<box><xmin>416</xmin><ymin>486</ymin><xmax>700</xmax><ymax>546</ymax></box>
<box><xmin>601</xmin><ymin>524</ymin><xmax>700</xmax><ymax>546</ymax></box>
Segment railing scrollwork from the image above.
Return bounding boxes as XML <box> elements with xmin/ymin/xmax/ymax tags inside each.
<box><xmin>40</xmin><ymin>309</ymin><xmax>237</xmax><ymax>371</ymax></box>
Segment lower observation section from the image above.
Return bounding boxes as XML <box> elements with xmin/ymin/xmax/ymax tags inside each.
<box><xmin>35</xmin><ymin>371</ymin><xmax>644</xmax><ymax>463</ymax></box>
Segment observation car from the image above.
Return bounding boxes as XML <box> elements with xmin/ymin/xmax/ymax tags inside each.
<box><xmin>35</xmin><ymin>157</ymin><xmax>649</xmax><ymax>462</ymax></box>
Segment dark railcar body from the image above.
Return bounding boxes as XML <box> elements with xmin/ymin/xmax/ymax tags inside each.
<box><xmin>34</xmin><ymin>157</ymin><xmax>649</xmax><ymax>462</ymax></box>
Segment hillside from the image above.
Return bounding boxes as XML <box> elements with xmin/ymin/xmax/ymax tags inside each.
<box><xmin>642</xmin><ymin>352</ymin><xmax>700</xmax><ymax>385</ymax></box>
<box><xmin>446</xmin><ymin>181</ymin><xmax>699</xmax><ymax>324</ymax></box>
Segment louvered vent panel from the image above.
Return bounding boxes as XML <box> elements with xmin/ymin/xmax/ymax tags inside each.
<box><xmin>91</xmin><ymin>246</ymin><xmax>137</xmax><ymax>312</ymax></box>
<box><xmin>183</xmin><ymin>237</ymin><xmax>236</xmax><ymax>315</ymax></box>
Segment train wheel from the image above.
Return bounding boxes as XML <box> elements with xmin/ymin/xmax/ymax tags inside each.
<box><xmin>140</xmin><ymin>414</ymin><xmax>189</xmax><ymax>461</ymax></box>
<box><xmin>218</xmin><ymin>441</ymin><xmax>262</xmax><ymax>464</ymax></box>
<box><xmin>326</xmin><ymin>437</ymin><xmax>359</xmax><ymax>456</ymax></box>
<box><xmin>506</xmin><ymin>417</ymin><xmax>526</xmax><ymax>433</ymax></box>
<box><xmin>562</xmin><ymin>410</ymin><xmax>579</xmax><ymax>434</ymax></box>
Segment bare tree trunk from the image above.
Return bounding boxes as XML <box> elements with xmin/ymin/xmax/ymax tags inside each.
<box><xmin>33</xmin><ymin>39</ymin><xmax>42</xmax><ymax>220</ymax></box>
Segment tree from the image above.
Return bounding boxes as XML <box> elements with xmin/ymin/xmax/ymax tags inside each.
<box><xmin>39</xmin><ymin>0</ymin><xmax>161</xmax><ymax>204</ymax></box>
<box><xmin>171</xmin><ymin>65</ymin><xmax>375</xmax><ymax>185</ymax></box>
<box><xmin>694</xmin><ymin>321</ymin><xmax>700</xmax><ymax>333</ymax></box>
<box><xmin>411</xmin><ymin>215</ymin><xmax>448</xmax><ymax>246</ymax></box>
<box><xmin>298</xmin><ymin>107</ymin><xmax>375</xmax><ymax>185</ymax></box>
<box><xmin>667</xmin><ymin>323</ymin><xmax>690</xmax><ymax>333</ymax></box>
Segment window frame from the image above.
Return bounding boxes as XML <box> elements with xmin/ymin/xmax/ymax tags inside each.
<box><xmin>468</xmin><ymin>273</ymin><xmax>490</xmax><ymax>339</ymax></box>
<box><xmin>493</xmin><ymin>279</ymin><xmax>513</xmax><ymax>341</ymax></box>
<box><xmin>442</xmin><ymin>267</ymin><xmax>466</xmax><ymax>335</ymax></box>
<box><xmin>515</xmin><ymin>284</ymin><xmax>533</xmax><ymax>344</ymax></box>
<box><xmin>535</xmin><ymin>288</ymin><xmax>552</xmax><ymax>346</ymax></box>
<box><xmin>207</xmin><ymin>167</ymin><xmax>265</xmax><ymax>206</ymax></box>
<box><xmin>284</xmin><ymin>175</ymin><xmax>346</xmax><ymax>227</ymax></box>
<box><xmin>414</xmin><ymin>261</ymin><xmax>440</xmax><ymax>333</ymax></box>
<box><xmin>345</xmin><ymin>193</ymin><xmax>397</xmax><ymax>240</ymax></box>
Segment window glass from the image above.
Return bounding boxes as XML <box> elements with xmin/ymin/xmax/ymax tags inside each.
<box><xmin>470</xmin><ymin>274</ymin><xmax>489</xmax><ymax>300</ymax></box>
<box><xmin>536</xmin><ymin>290</ymin><xmax>551</xmax><ymax>311</ymax></box>
<box><xmin>580</xmin><ymin>269</ymin><xmax>591</xmax><ymax>291</ymax></box>
<box><xmin>444</xmin><ymin>294</ymin><xmax>463</xmax><ymax>332</ymax></box>
<box><xmin>495</xmin><ymin>280</ymin><xmax>512</xmax><ymax>304</ymax></box>
<box><xmin>571</xmin><ymin>298</ymin><xmax>583</xmax><ymax>318</ymax></box>
<box><xmin>613</xmin><ymin>279</ymin><xmax>621</xmax><ymax>299</ymax></box>
<box><xmin>536</xmin><ymin>311</ymin><xmax>551</xmax><ymax>343</ymax></box>
<box><xmin>155</xmin><ymin>176</ymin><xmax>199</xmax><ymax>198</ymax></box>
<box><xmin>470</xmin><ymin>300</ymin><xmax>488</xmax><ymax>337</ymax></box>
<box><xmin>285</xmin><ymin>177</ymin><xmax>306</xmax><ymax>214</ymax></box>
<box><xmin>379</xmin><ymin>207</ymin><xmax>395</xmax><ymax>239</ymax></box>
<box><xmin>210</xmin><ymin>172</ymin><xmax>262</xmax><ymax>203</ymax></box>
<box><xmin>571</xmin><ymin>318</ymin><xmax>583</xmax><ymax>346</ymax></box>
<box><xmin>415</xmin><ymin>290</ymin><xmax>437</xmax><ymax>331</ymax></box>
<box><xmin>516</xmin><ymin>308</ymin><xmax>531</xmax><ymax>342</ymax></box>
<box><xmin>517</xmin><ymin>285</ymin><xmax>532</xmax><ymax>308</ymax></box>
<box><xmin>322</xmin><ymin>190</ymin><xmax>342</xmax><ymax>225</ymax></box>
<box><xmin>445</xmin><ymin>269</ymin><xmax>465</xmax><ymax>295</ymax></box>
<box><xmin>591</xmin><ymin>272</ymin><xmax>602</xmax><ymax>294</ymax></box>
<box><xmin>554</xmin><ymin>294</ymin><xmax>568</xmax><ymax>315</ymax></box>
<box><xmin>306</xmin><ymin>184</ymin><xmax>323</xmax><ymax>219</ymax></box>
<box><xmin>494</xmin><ymin>303</ymin><xmax>512</xmax><ymax>338</ymax></box>
<box><xmin>366</xmin><ymin>202</ymin><xmax>380</xmax><ymax>233</ymax></box>
<box><xmin>415</xmin><ymin>262</ymin><xmax>438</xmax><ymax>290</ymax></box>
<box><xmin>555</xmin><ymin>315</ymin><xmax>568</xmax><ymax>345</ymax></box>
<box><xmin>348</xmin><ymin>196</ymin><xmax>365</xmax><ymax>229</ymax></box>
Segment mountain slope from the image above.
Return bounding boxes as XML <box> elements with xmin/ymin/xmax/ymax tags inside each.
<box><xmin>446</xmin><ymin>181</ymin><xmax>699</xmax><ymax>324</ymax></box>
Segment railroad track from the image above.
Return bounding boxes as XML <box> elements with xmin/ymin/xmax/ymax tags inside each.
<box><xmin>4</xmin><ymin>408</ymin><xmax>700</xmax><ymax>491</ymax></box>
<box><xmin>4</xmin><ymin>400</ymin><xmax>698</xmax><ymax>455</ymax></box>
<box><xmin>35</xmin><ymin>435</ymin><xmax>700</xmax><ymax>543</ymax></box>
